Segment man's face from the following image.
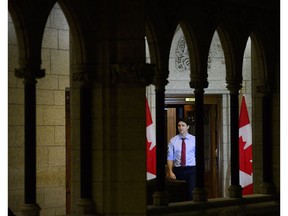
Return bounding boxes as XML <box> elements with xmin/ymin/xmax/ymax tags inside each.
<box><xmin>177</xmin><ymin>121</ymin><xmax>189</xmax><ymax>135</ymax></box>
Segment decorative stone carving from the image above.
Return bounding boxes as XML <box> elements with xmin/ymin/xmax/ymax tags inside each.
<box><xmin>226</xmin><ymin>76</ymin><xmax>242</xmax><ymax>94</ymax></box>
<box><xmin>189</xmin><ymin>79</ymin><xmax>209</xmax><ymax>90</ymax></box>
<box><xmin>256</xmin><ymin>83</ymin><xmax>271</xmax><ymax>95</ymax></box>
<box><xmin>207</xmin><ymin>51</ymin><xmax>212</xmax><ymax>69</ymax></box>
<box><xmin>72</xmin><ymin>72</ymin><xmax>89</xmax><ymax>83</ymax></box>
<box><xmin>71</xmin><ymin>64</ymin><xmax>100</xmax><ymax>87</ymax></box>
<box><xmin>110</xmin><ymin>63</ymin><xmax>155</xmax><ymax>86</ymax></box>
<box><xmin>175</xmin><ymin>36</ymin><xmax>190</xmax><ymax>72</ymax></box>
<box><xmin>153</xmin><ymin>70</ymin><xmax>169</xmax><ymax>90</ymax></box>
<box><xmin>15</xmin><ymin>67</ymin><xmax>45</xmax><ymax>83</ymax></box>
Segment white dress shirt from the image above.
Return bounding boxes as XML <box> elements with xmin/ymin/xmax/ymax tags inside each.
<box><xmin>167</xmin><ymin>133</ymin><xmax>196</xmax><ymax>167</ymax></box>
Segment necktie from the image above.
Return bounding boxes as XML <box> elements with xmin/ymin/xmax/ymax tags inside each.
<box><xmin>181</xmin><ymin>138</ymin><xmax>186</xmax><ymax>167</ymax></box>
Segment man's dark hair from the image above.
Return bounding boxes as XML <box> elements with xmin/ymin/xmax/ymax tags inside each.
<box><xmin>177</xmin><ymin>117</ymin><xmax>190</xmax><ymax>126</ymax></box>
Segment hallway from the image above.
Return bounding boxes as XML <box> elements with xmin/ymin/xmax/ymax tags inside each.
<box><xmin>7</xmin><ymin>0</ymin><xmax>280</xmax><ymax>215</ymax></box>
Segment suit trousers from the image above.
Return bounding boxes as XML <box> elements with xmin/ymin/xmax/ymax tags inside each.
<box><xmin>173</xmin><ymin>166</ymin><xmax>196</xmax><ymax>200</ymax></box>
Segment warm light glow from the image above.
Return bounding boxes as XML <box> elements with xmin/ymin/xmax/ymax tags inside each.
<box><xmin>185</xmin><ymin>98</ymin><xmax>195</xmax><ymax>102</ymax></box>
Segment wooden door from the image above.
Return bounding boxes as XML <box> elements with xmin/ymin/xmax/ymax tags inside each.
<box><xmin>166</xmin><ymin>108</ymin><xmax>177</xmax><ymax>143</ymax></box>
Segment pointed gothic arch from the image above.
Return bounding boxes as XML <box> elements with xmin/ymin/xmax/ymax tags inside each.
<box><xmin>8</xmin><ymin>0</ymin><xmax>56</xmax><ymax>70</ymax></box>
<box><xmin>7</xmin><ymin>1</ymin><xmax>280</xmax><ymax>215</ymax></box>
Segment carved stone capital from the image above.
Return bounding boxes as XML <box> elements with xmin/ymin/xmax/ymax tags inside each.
<box><xmin>15</xmin><ymin>67</ymin><xmax>45</xmax><ymax>84</ymax></box>
<box><xmin>256</xmin><ymin>83</ymin><xmax>271</xmax><ymax>95</ymax></box>
<box><xmin>226</xmin><ymin>78</ymin><xmax>242</xmax><ymax>94</ymax></box>
<box><xmin>72</xmin><ymin>72</ymin><xmax>89</xmax><ymax>83</ymax></box>
<box><xmin>110</xmin><ymin>63</ymin><xmax>155</xmax><ymax>86</ymax></box>
<box><xmin>189</xmin><ymin>80</ymin><xmax>209</xmax><ymax>90</ymax></box>
<box><xmin>153</xmin><ymin>70</ymin><xmax>169</xmax><ymax>91</ymax></box>
<box><xmin>71</xmin><ymin>64</ymin><xmax>99</xmax><ymax>87</ymax></box>
<box><xmin>226</xmin><ymin>84</ymin><xmax>242</xmax><ymax>94</ymax></box>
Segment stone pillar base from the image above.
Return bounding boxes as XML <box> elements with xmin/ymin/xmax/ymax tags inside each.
<box><xmin>77</xmin><ymin>198</ymin><xmax>95</xmax><ymax>214</ymax></box>
<box><xmin>153</xmin><ymin>191</ymin><xmax>169</xmax><ymax>206</ymax></box>
<box><xmin>21</xmin><ymin>203</ymin><xmax>41</xmax><ymax>216</ymax></box>
<box><xmin>260</xmin><ymin>182</ymin><xmax>275</xmax><ymax>194</ymax></box>
<box><xmin>193</xmin><ymin>188</ymin><xmax>208</xmax><ymax>202</ymax></box>
<box><xmin>228</xmin><ymin>185</ymin><xmax>243</xmax><ymax>198</ymax></box>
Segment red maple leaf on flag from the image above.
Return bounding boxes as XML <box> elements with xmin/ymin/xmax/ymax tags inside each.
<box><xmin>239</xmin><ymin>136</ymin><xmax>252</xmax><ymax>175</ymax></box>
<box><xmin>239</xmin><ymin>95</ymin><xmax>253</xmax><ymax>195</ymax></box>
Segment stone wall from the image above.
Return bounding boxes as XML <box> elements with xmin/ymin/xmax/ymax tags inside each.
<box><xmin>8</xmin><ymin>8</ymin><xmax>23</xmax><ymax>216</ymax></box>
<box><xmin>8</xmin><ymin>3</ymin><xmax>70</xmax><ymax>215</ymax></box>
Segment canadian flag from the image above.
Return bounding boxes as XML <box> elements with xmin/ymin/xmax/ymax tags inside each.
<box><xmin>239</xmin><ymin>95</ymin><xmax>253</xmax><ymax>195</ymax></box>
<box><xmin>146</xmin><ymin>98</ymin><xmax>156</xmax><ymax>180</ymax></box>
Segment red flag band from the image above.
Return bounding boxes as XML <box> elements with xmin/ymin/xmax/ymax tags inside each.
<box><xmin>146</xmin><ymin>98</ymin><xmax>156</xmax><ymax>180</ymax></box>
<box><xmin>239</xmin><ymin>96</ymin><xmax>253</xmax><ymax>195</ymax></box>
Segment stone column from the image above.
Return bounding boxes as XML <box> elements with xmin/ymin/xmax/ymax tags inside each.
<box><xmin>227</xmin><ymin>80</ymin><xmax>243</xmax><ymax>198</ymax></box>
<box><xmin>190</xmin><ymin>80</ymin><xmax>208</xmax><ymax>202</ymax></box>
<box><xmin>72</xmin><ymin>64</ymin><xmax>95</xmax><ymax>214</ymax></box>
<box><xmin>110</xmin><ymin>63</ymin><xmax>155</xmax><ymax>212</ymax></box>
<box><xmin>152</xmin><ymin>70</ymin><xmax>169</xmax><ymax>206</ymax></box>
<box><xmin>257</xmin><ymin>83</ymin><xmax>275</xmax><ymax>194</ymax></box>
<box><xmin>15</xmin><ymin>65</ymin><xmax>45</xmax><ymax>216</ymax></box>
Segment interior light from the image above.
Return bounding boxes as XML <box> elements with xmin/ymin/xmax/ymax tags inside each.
<box><xmin>185</xmin><ymin>98</ymin><xmax>195</xmax><ymax>102</ymax></box>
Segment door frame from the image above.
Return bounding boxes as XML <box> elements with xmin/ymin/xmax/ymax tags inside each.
<box><xmin>165</xmin><ymin>94</ymin><xmax>222</xmax><ymax>198</ymax></box>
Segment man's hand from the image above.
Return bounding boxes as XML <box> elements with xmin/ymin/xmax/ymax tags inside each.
<box><xmin>167</xmin><ymin>171</ymin><xmax>176</xmax><ymax>180</ymax></box>
<box><xmin>167</xmin><ymin>160</ymin><xmax>176</xmax><ymax>179</ymax></box>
